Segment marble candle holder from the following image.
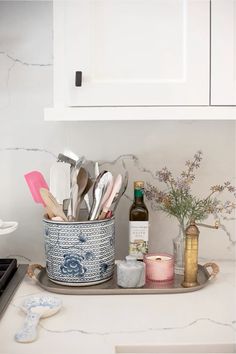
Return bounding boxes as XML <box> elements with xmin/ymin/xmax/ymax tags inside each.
<box><xmin>117</xmin><ymin>255</ymin><xmax>145</xmax><ymax>288</ymax></box>
<box><xmin>144</xmin><ymin>253</ymin><xmax>174</xmax><ymax>282</ymax></box>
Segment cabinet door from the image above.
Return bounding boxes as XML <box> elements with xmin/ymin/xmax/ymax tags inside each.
<box><xmin>57</xmin><ymin>0</ymin><xmax>209</xmax><ymax>107</ymax></box>
<box><xmin>211</xmin><ymin>0</ymin><xmax>236</xmax><ymax>105</ymax></box>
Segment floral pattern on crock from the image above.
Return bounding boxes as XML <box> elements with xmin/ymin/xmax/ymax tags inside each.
<box><xmin>85</xmin><ymin>251</ymin><xmax>95</xmax><ymax>260</ymax></box>
<box><xmin>79</xmin><ymin>234</ymin><xmax>87</xmax><ymax>243</ymax></box>
<box><xmin>60</xmin><ymin>254</ymin><xmax>87</xmax><ymax>276</ymax></box>
<box><xmin>109</xmin><ymin>229</ymin><xmax>115</xmax><ymax>247</ymax></box>
<box><xmin>100</xmin><ymin>263</ymin><xmax>108</xmax><ymax>274</ymax></box>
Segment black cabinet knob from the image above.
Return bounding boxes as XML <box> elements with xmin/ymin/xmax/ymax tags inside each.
<box><xmin>75</xmin><ymin>71</ymin><xmax>82</xmax><ymax>87</ymax></box>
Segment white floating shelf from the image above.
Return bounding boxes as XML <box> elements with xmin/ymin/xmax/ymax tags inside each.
<box><xmin>45</xmin><ymin>106</ymin><xmax>236</xmax><ymax>121</ymax></box>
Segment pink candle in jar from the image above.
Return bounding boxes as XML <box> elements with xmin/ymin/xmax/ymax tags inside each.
<box><xmin>144</xmin><ymin>253</ymin><xmax>174</xmax><ymax>282</ymax></box>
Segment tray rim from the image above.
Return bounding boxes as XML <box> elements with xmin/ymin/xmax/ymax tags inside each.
<box><xmin>30</xmin><ymin>263</ymin><xmax>219</xmax><ymax>295</ymax></box>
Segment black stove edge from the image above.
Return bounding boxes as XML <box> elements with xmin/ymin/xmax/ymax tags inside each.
<box><xmin>0</xmin><ymin>264</ymin><xmax>28</xmax><ymax>320</ymax></box>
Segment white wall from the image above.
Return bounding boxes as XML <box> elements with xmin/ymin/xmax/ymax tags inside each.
<box><xmin>0</xmin><ymin>1</ymin><xmax>235</xmax><ymax>264</ymax></box>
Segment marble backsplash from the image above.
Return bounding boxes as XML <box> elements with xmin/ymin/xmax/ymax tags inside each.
<box><xmin>0</xmin><ymin>1</ymin><xmax>235</xmax><ymax>264</ymax></box>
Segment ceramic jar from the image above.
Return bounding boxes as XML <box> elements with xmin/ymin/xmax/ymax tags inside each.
<box><xmin>43</xmin><ymin>217</ymin><xmax>115</xmax><ymax>286</ymax></box>
<box><xmin>117</xmin><ymin>255</ymin><xmax>145</xmax><ymax>288</ymax></box>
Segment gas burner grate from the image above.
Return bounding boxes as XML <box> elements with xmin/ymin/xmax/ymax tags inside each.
<box><xmin>0</xmin><ymin>259</ymin><xmax>28</xmax><ymax>319</ymax></box>
<box><xmin>0</xmin><ymin>259</ymin><xmax>17</xmax><ymax>295</ymax></box>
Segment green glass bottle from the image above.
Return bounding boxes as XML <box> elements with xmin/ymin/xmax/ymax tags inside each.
<box><xmin>129</xmin><ymin>181</ymin><xmax>149</xmax><ymax>260</ymax></box>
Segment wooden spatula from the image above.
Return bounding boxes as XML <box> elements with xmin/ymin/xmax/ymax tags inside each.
<box><xmin>40</xmin><ymin>188</ymin><xmax>68</xmax><ymax>221</ymax></box>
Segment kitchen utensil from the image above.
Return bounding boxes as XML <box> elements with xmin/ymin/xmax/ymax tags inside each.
<box><xmin>81</xmin><ymin>177</ymin><xmax>93</xmax><ymax>209</ymax></box>
<box><xmin>58</xmin><ymin>153</ymin><xmax>76</xmax><ymax>166</ymax></box>
<box><xmin>57</xmin><ymin>153</ymin><xmax>85</xmax><ymax>218</ymax></box>
<box><xmin>99</xmin><ymin>174</ymin><xmax>122</xmax><ymax>220</ymax></box>
<box><xmin>89</xmin><ymin>170</ymin><xmax>108</xmax><ymax>221</ymax></box>
<box><xmin>24</xmin><ymin>171</ymin><xmax>48</xmax><ymax>207</ymax></box>
<box><xmin>95</xmin><ymin>161</ymin><xmax>100</xmax><ymax>178</ymax></box>
<box><xmin>58</xmin><ymin>152</ymin><xmax>84</xmax><ymax>169</ymax></box>
<box><xmin>81</xmin><ymin>160</ymin><xmax>96</xmax><ymax>180</ymax></box>
<box><xmin>50</xmin><ymin>162</ymin><xmax>71</xmax><ymax>204</ymax></box>
<box><xmin>24</xmin><ymin>171</ymin><xmax>54</xmax><ymax>219</ymax></box>
<box><xmin>0</xmin><ymin>220</ymin><xmax>18</xmax><ymax>235</ymax></box>
<box><xmin>75</xmin><ymin>167</ymin><xmax>89</xmax><ymax>220</ymax></box>
<box><xmin>75</xmin><ymin>155</ymin><xmax>85</xmax><ymax>169</ymax></box>
<box><xmin>106</xmin><ymin>171</ymin><xmax>128</xmax><ymax>218</ymax></box>
<box><xmin>67</xmin><ymin>167</ymin><xmax>78</xmax><ymax>221</ymax></box>
<box><xmin>94</xmin><ymin>172</ymin><xmax>113</xmax><ymax>219</ymax></box>
<box><xmin>84</xmin><ymin>170</ymin><xmax>96</xmax><ymax>214</ymax></box>
<box><xmin>62</xmin><ymin>198</ymin><xmax>70</xmax><ymax>216</ymax></box>
<box><xmin>84</xmin><ymin>194</ymin><xmax>91</xmax><ymax>213</ymax></box>
<box><xmin>71</xmin><ymin>184</ymin><xmax>78</xmax><ymax>220</ymax></box>
<box><xmin>51</xmin><ymin>216</ymin><xmax>64</xmax><ymax>221</ymax></box>
<box><xmin>40</xmin><ymin>188</ymin><xmax>68</xmax><ymax>221</ymax></box>
<box><xmin>15</xmin><ymin>295</ymin><xmax>62</xmax><ymax>343</ymax></box>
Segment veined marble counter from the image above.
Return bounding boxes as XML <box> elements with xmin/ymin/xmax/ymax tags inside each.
<box><xmin>0</xmin><ymin>261</ymin><xmax>235</xmax><ymax>354</ymax></box>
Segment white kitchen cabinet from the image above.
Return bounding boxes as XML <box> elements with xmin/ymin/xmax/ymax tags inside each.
<box><xmin>54</xmin><ymin>0</ymin><xmax>209</xmax><ymax>108</ymax></box>
<box><xmin>45</xmin><ymin>0</ymin><xmax>236</xmax><ymax>120</ymax></box>
<box><xmin>211</xmin><ymin>0</ymin><xmax>236</xmax><ymax>105</ymax></box>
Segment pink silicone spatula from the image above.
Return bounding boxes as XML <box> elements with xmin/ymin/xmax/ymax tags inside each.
<box><xmin>24</xmin><ymin>171</ymin><xmax>53</xmax><ymax>218</ymax></box>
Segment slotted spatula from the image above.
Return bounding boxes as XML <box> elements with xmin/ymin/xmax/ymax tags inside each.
<box><xmin>50</xmin><ymin>162</ymin><xmax>71</xmax><ymax>205</ymax></box>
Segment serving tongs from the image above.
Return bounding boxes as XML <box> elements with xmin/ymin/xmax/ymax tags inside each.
<box><xmin>107</xmin><ymin>171</ymin><xmax>128</xmax><ymax>217</ymax></box>
<box><xmin>56</xmin><ymin>152</ymin><xmax>84</xmax><ymax>218</ymax></box>
<box><xmin>88</xmin><ymin>171</ymin><xmax>113</xmax><ymax>221</ymax></box>
<box><xmin>74</xmin><ymin>167</ymin><xmax>89</xmax><ymax>220</ymax></box>
<box><xmin>98</xmin><ymin>174</ymin><xmax>123</xmax><ymax>220</ymax></box>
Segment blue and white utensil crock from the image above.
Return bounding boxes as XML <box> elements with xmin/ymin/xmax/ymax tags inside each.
<box><xmin>43</xmin><ymin>217</ymin><xmax>115</xmax><ymax>286</ymax></box>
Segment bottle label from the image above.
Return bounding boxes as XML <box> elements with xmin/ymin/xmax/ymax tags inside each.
<box><xmin>129</xmin><ymin>221</ymin><xmax>149</xmax><ymax>259</ymax></box>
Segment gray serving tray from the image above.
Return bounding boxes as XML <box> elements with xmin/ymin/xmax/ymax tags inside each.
<box><xmin>33</xmin><ymin>264</ymin><xmax>216</xmax><ymax>295</ymax></box>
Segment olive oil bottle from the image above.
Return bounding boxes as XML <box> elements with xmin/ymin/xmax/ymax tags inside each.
<box><xmin>129</xmin><ymin>181</ymin><xmax>149</xmax><ymax>260</ymax></box>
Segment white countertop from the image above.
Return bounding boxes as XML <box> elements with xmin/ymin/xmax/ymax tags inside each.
<box><xmin>0</xmin><ymin>261</ymin><xmax>235</xmax><ymax>354</ymax></box>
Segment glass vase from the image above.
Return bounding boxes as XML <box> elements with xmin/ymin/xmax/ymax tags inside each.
<box><xmin>172</xmin><ymin>223</ymin><xmax>186</xmax><ymax>275</ymax></box>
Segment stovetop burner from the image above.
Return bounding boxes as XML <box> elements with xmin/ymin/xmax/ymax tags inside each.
<box><xmin>0</xmin><ymin>259</ymin><xmax>17</xmax><ymax>293</ymax></box>
<box><xmin>0</xmin><ymin>259</ymin><xmax>28</xmax><ymax>319</ymax></box>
